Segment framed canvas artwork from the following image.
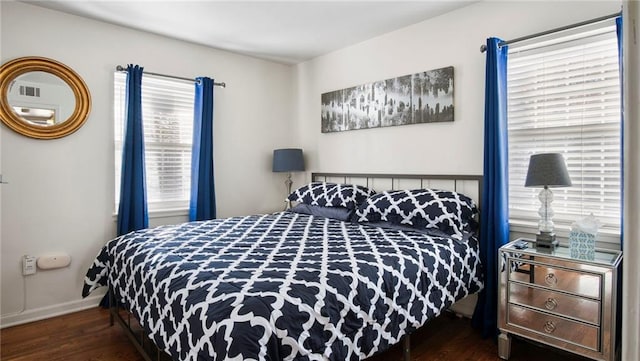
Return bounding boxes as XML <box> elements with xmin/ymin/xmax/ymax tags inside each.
<box><xmin>321</xmin><ymin>66</ymin><xmax>454</xmax><ymax>133</ymax></box>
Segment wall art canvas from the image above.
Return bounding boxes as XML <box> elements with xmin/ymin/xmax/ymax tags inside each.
<box><xmin>321</xmin><ymin>66</ymin><xmax>454</xmax><ymax>133</ymax></box>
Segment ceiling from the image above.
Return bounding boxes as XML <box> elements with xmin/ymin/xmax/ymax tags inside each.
<box><xmin>22</xmin><ymin>1</ymin><xmax>476</xmax><ymax>65</ymax></box>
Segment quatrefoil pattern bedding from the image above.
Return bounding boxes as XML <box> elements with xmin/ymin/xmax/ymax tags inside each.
<box><xmin>83</xmin><ymin>212</ymin><xmax>482</xmax><ymax>361</ymax></box>
<box><xmin>287</xmin><ymin>182</ymin><xmax>375</xmax><ymax>209</ymax></box>
<box><xmin>354</xmin><ymin>189</ymin><xmax>478</xmax><ymax>241</ymax></box>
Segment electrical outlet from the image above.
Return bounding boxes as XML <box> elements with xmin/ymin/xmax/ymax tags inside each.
<box><xmin>23</xmin><ymin>255</ymin><xmax>36</xmax><ymax>276</ymax></box>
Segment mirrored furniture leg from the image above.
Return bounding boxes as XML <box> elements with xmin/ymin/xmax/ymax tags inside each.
<box><xmin>498</xmin><ymin>238</ymin><xmax>622</xmax><ymax>361</ymax></box>
<box><xmin>498</xmin><ymin>332</ymin><xmax>511</xmax><ymax>359</ymax></box>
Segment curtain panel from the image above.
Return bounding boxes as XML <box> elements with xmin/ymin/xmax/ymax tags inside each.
<box><xmin>189</xmin><ymin>77</ymin><xmax>216</xmax><ymax>221</ymax></box>
<box><xmin>472</xmin><ymin>37</ymin><xmax>510</xmax><ymax>338</ymax></box>
<box><xmin>117</xmin><ymin>64</ymin><xmax>148</xmax><ymax>236</ymax></box>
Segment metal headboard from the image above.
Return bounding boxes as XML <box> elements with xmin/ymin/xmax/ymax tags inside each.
<box><xmin>311</xmin><ymin>172</ymin><xmax>483</xmax><ymax>208</ymax></box>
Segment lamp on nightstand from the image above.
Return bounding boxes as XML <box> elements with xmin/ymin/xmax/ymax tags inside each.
<box><xmin>272</xmin><ymin>148</ymin><xmax>305</xmax><ymax>209</ymax></box>
<box><xmin>525</xmin><ymin>153</ymin><xmax>572</xmax><ymax>251</ymax></box>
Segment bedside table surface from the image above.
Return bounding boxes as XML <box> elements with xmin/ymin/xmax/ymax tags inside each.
<box><xmin>502</xmin><ymin>238</ymin><xmax>622</xmax><ymax>267</ymax></box>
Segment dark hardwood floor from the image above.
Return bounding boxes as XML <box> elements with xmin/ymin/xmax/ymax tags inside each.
<box><xmin>0</xmin><ymin>308</ymin><xmax>589</xmax><ymax>360</ymax></box>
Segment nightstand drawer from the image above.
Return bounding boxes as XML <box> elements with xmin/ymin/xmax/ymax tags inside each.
<box><xmin>509</xmin><ymin>282</ymin><xmax>600</xmax><ymax>325</ymax></box>
<box><xmin>507</xmin><ymin>304</ymin><xmax>599</xmax><ymax>351</ymax></box>
<box><xmin>507</xmin><ymin>259</ymin><xmax>601</xmax><ymax>299</ymax></box>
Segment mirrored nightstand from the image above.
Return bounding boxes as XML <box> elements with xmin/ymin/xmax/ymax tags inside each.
<box><xmin>498</xmin><ymin>238</ymin><xmax>622</xmax><ymax>361</ymax></box>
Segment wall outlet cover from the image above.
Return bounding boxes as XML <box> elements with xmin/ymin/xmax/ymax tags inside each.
<box><xmin>23</xmin><ymin>255</ymin><xmax>37</xmax><ymax>276</ymax></box>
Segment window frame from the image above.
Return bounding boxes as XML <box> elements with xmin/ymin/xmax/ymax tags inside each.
<box><xmin>113</xmin><ymin>72</ymin><xmax>195</xmax><ymax>214</ymax></box>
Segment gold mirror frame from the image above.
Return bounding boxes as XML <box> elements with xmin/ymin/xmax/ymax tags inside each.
<box><xmin>0</xmin><ymin>56</ymin><xmax>91</xmax><ymax>139</ymax></box>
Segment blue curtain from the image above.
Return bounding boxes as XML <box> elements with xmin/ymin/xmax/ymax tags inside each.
<box><xmin>117</xmin><ymin>65</ymin><xmax>148</xmax><ymax>236</ymax></box>
<box><xmin>189</xmin><ymin>77</ymin><xmax>216</xmax><ymax>221</ymax></box>
<box><xmin>471</xmin><ymin>37</ymin><xmax>510</xmax><ymax>338</ymax></box>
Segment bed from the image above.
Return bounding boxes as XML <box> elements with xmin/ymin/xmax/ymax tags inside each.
<box><xmin>83</xmin><ymin>173</ymin><xmax>484</xmax><ymax>361</ymax></box>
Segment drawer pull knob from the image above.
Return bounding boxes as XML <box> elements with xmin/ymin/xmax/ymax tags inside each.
<box><xmin>544</xmin><ymin>298</ymin><xmax>558</xmax><ymax>310</ymax></box>
<box><xmin>545</xmin><ymin>273</ymin><xmax>558</xmax><ymax>286</ymax></box>
<box><xmin>543</xmin><ymin>320</ymin><xmax>556</xmax><ymax>334</ymax></box>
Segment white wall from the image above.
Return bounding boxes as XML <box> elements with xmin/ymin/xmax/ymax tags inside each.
<box><xmin>0</xmin><ymin>1</ymin><xmax>293</xmax><ymax>326</ymax></box>
<box><xmin>294</xmin><ymin>0</ymin><xmax>620</xmax><ymax>178</ymax></box>
<box><xmin>622</xmin><ymin>2</ymin><xmax>640</xmax><ymax>359</ymax></box>
<box><xmin>0</xmin><ymin>0</ymin><xmax>4</xmax><ymax>331</ymax></box>
<box><xmin>294</xmin><ymin>1</ymin><xmax>620</xmax><ymax>178</ymax></box>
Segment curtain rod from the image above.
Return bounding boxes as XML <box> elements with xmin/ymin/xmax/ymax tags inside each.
<box><xmin>479</xmin><ymin>11</ymin><xmax>621</xmax><ymax>53</ymax></box>
<box><xmin>115</xmin><ymin>65</ymin><xmax>226</xmax><ymax>88</ymax></box>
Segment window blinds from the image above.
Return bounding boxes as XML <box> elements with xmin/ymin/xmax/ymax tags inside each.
<box><xmin>507</xmin><ymin>22</ymin><xmax>621</xmax><ymax>234</ymax></box>
<box><xmin>114</xmin><ymin>72</ymin><xmax>195</xmax><ymax>211</ymax></box>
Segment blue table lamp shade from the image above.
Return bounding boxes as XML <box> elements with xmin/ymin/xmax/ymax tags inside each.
<box><xmin>272</xmin><ymin>148</ymin><xmax>305</xmax><ymax>173</ymax></box>
<box><xmin>525</xmin><ymin>153</ymin><xmax>572</xmax><ymax>250</ymax></box>
<box><xmin>272</xmin><ymin>148</ymin><xmax>305</xmax><ymax>208</ymax></box>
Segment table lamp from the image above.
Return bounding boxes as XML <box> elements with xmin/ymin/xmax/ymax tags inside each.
<box><xmin>272</xmin><ymin>148</ymin><xmax>305</xmax><ymax>209</ymax></box>
<box><xmin>525</xmin><ymin>153</ymin><xmax>572</xmax><ymax>251</ymax></box>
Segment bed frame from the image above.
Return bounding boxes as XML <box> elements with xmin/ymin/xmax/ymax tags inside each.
<box><xmin>311</xmin><ymin>172</ymin><xmax>482</xmax><ymax>202</ymax></box>
<box><xmin>109</xmin><ymin>172</ymin><xmax>483</xmax><ymax>361</ymax></box>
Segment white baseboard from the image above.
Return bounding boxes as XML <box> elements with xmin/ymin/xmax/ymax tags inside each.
<box><xmin>0</xmin><ymin>292</ymin><xmax>105</xmax><ymax>329</ymax></box>
<box><xmin>449</xmin><ymin>293</ymin><xmax>478</xmax><ymax>318</ymax></box>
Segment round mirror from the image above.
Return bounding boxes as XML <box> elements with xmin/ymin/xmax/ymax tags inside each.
<box><xmin>0</xmin><ymin>57</ymin><xmax>91</xmax><ymax>139</ymax></box>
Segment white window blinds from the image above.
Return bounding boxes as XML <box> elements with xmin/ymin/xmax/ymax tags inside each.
<box><xmin>114</xmin><ymin>72</ymin><xmax>195</xmax><ymax>212</ymax></box>
<box><xmin>507</xmin><ymin>21</ymin><xmax>621</xmax><ymax>235</ymax></box>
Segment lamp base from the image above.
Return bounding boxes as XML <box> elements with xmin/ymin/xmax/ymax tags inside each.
<box><xmin>283</xmin><ymin>172</ymin><xmax>293</xmax><ymax>211</ymax></box>
<box><xmin>535</xmin><ymin>231</ymin><xmax>558</xmax><ymax>252</ymax></box>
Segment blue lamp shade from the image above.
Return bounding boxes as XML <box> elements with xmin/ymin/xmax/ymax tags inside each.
<box><xmin>525</xmin><ymin>153</ymin><xmax>572</xmax><ymax>188</ymax></box>
<box><xmin>272</xmin><ymin>148</ymin><xmax>305</xmax><ymax>173</ymax></box>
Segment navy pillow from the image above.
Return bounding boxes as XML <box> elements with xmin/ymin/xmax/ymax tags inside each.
<box><xmin>287</xmin><ymin>182</ymin><xmax>375</xmax><ymax>210</ymax></box>
<box><xmin>354</xmin><ymin>189</ymin><xmax>477</xmax><ymax>240</ymax></box>
<box><xmin>288</xmin><ymin>203</ymin><xmax>354</xmax><ymax>222</ymax></box>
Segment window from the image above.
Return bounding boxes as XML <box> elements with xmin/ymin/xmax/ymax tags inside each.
<box><xmin>114</xmin><ymin>72</ymin><xmax>195</xmax><ymax>212</ymax></box>
<box><xmin>507</xmin><ymin>21</ymin><xmax>621</xmax><ymax>235</ymax></box>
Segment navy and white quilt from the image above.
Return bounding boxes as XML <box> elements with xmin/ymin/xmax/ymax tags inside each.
<box><xmin>83</xmin><ymin>212</ymin><xmax>483</xmax><ymax>361</ymax></box>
